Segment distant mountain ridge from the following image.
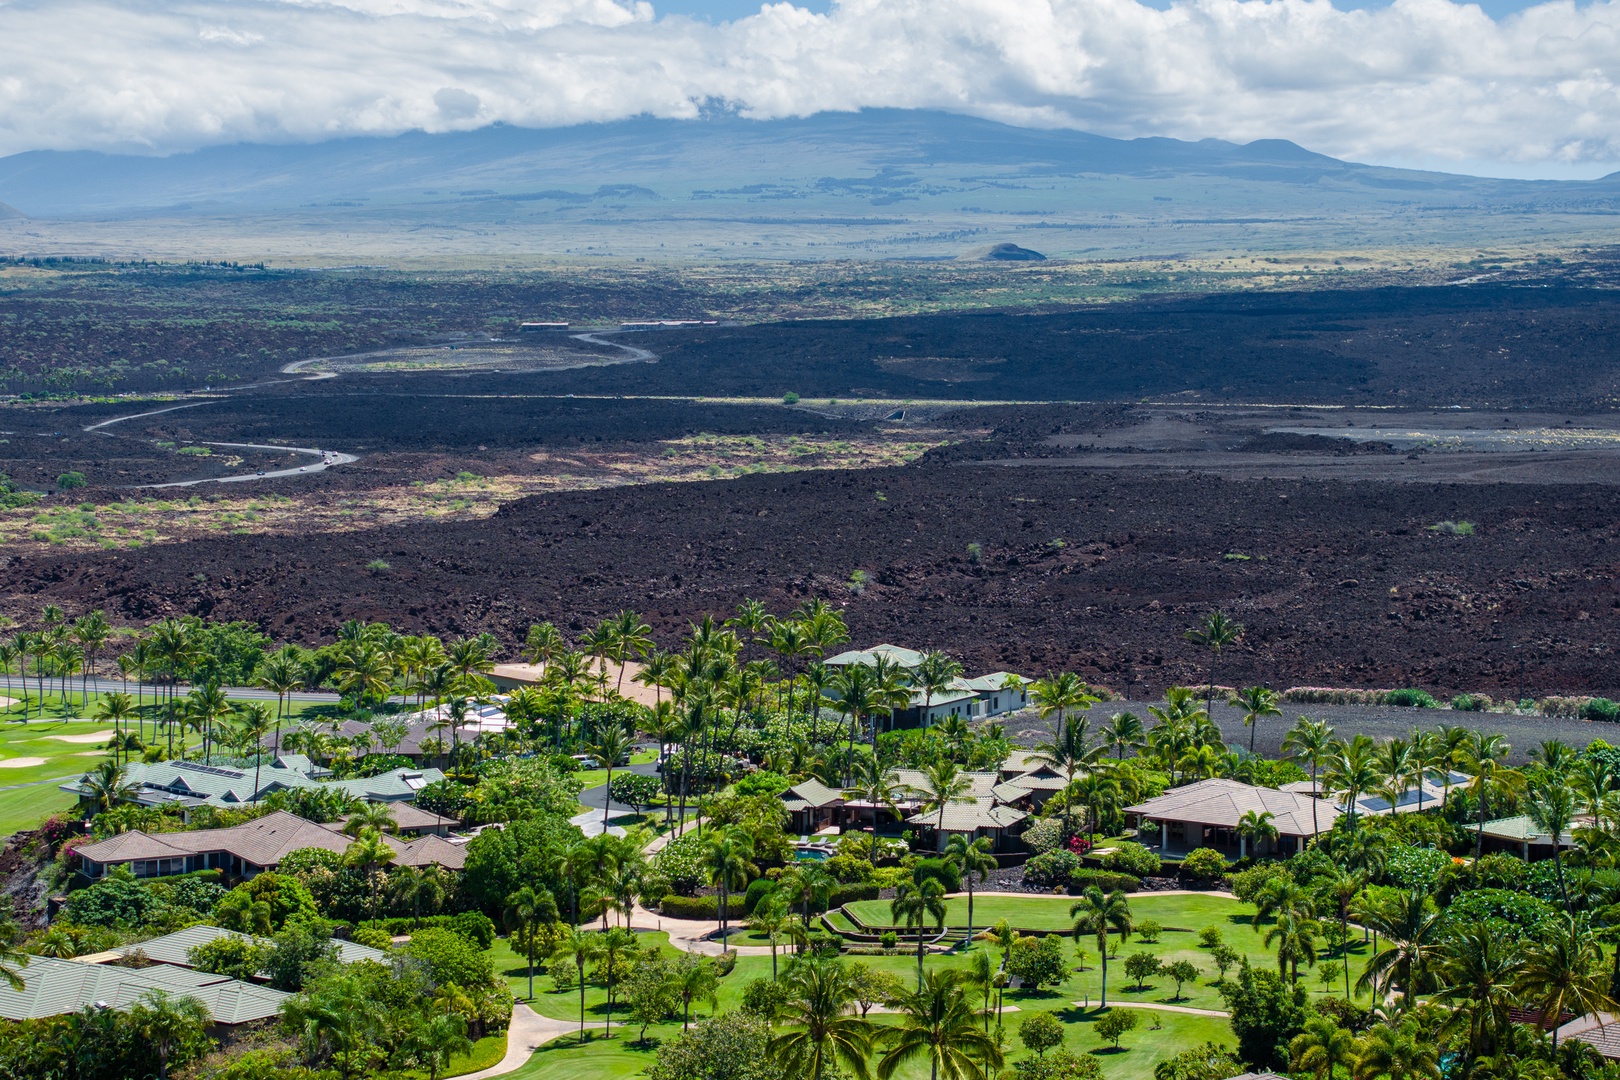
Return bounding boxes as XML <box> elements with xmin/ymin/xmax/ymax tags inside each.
<box><xmin>0</xmin><ymin>109</ymin><xmax>1600</xmax><ymax>219</ymax></box>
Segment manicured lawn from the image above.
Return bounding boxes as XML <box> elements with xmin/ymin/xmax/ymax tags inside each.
<box><xmin>0</xmin><ymin>782</ymin><xmax>76</xmax><ymax>836</ymax></box>
<box><xmin>846</xmin><ymin>892</ymin><xmax>1253</xmax><ymax>935</ymax></box>
<box><xmin>430</xmin><ymin>1031</ymin><xmax>507</xmax><ymax>1079</ymax></box>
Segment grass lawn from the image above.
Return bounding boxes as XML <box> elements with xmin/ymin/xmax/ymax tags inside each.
<box><xmin>846</xmin><ymin>892</ymin><xmax>1251</xmax><ymax>935</ymax></box>
<box><xmin>0</xmin><ymin>782</ymin><xmax>76</xmax><ymax>836</ymax></box>
<box><xmin>439</xmin><ymin>1032</ymin><xmax>507</xmax><ymax>1079</ymax></box>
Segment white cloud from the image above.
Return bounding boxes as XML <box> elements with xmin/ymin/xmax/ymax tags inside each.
<box><xmin>0</xmin><ymin>0</ymin><xmax>1616</xmax><ymax>174</ymax></box>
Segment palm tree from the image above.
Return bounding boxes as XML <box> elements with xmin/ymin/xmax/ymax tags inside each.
<box><xmin>395</xmin><ymin>864</ymin><xmax>449</xmax><ymax>926</ymax></box>
<box><xmin>877</xmin><ymin>969</ymin><xmax>1003</xmax><ymax>1080</ymax></box>
<box><xmin>916</xmin><ymin>761</ymin><xmax>975</xmax><ymax>851</ymax></box>
<box><xmin>130</xmin><ymin>989</ymin><xmax>212</xmax><ymax>1080</ymax></box>
<box><xmin>1517</xmin><ymin>912</ymin><xmax>1615</xmax><ymax>1046</ymax></box>
<box><xmin>0</xmin><ymin>917</ymin><xmax>28</xmax><ymax>991</ymax></box>
<box><xmin>702</xmin><ymin>825</ymin><xmax>757</xmax><ymax>952</ymax></box>
<box><xmin>1284</xmin><ymin>717</ymin><xmax>1336</xmax><ymax>838</ymax></box>
<box><xmin>551</xmin><ymin>928</ymin><xmax>604</xmax><ymax>1041</ymax></box>
<box><xmin>944</xmin><ymin>835</ymin><xmax>997</xmax><ymax>948</ymax></box>
<box><xmin>913</xmin><ymin>651</ymin><xmax>965</xmax><ymax>729</ymax></box>
<box><xmin>503</xmin><ymin>885</ymin><xmax>555</xmax><ymax>1001</ymax></box>
<box><xmin>768</xmin><ymin>956</ymin><xmax>877</xmax><ymax>1080</ymax></box>
<box><xmin>830</xmin><ymin>663</ymin><xmax>886</xmax><ymax>786</ymax></box>
<box><xmin>342</xmin><ymin>800</ymin><xmax>398</xmax><ymax>836</ymax></box>
<box><xmin>1464</xmin><ymin>732</ymin><xmax>1513</xmax><ymax>858</ymax></box>
<box><xmin>892</xmin><ymin>875</ymin><xmax>948</xmax><ymax>990</ymax></box>
<box><xmin>1265</xmin><ymin>909</ymin><xmax>1321</xmax><ymax>982</ymax></box>
<box><xmin>1101</xmin><ymin>711</ymin><xmax>1146</xmax><ymax>760</ymax></box>
<box><xmin>600</xmin><ymin>925</ymin><xmax>636</xmax><ymax>1038</ymax></box>
<box><xmin>80</xmin><ymin>759</ymin><xmax>135</xmax><ymax>814</ymax></box>
<box><xmin>1185</xmin><ymin>610</ymin><xmax>1243</xmax><ymax>713</ymax></box>
<box><xmin>1324</xmin><ymin>735</ymin><xmax>1381</xmax><ymax>834</ymax></box>
<box><xmin>93</xmin><ymin>692</ymin><xmax>136</xmax><ymax>763</ymax></box>
<box><xmin>1526</xmin><ymin>773</ymin><xmax>1578</xmax><ymax>913</ymax></box>
<box><xmin>844</xmin><ymin>754</ymin><xmax>905</xmax><ymax>838</ymax></box>
<box><xmin>1070</xmin><ymin>886</ymin><xmax>1132</xmax><ymax>1006</ymax></box>
<box><xmin>1231</xmin><ymin>685</ymin><xmax>1281</xmax><ymax>755</ymax></box>
<box><xmin>524</xmin><ymin>621</ymin><xmax>566</xmax><ymax>666</ymax></box>
<box><xmin>962</xmin><ymin>947</ymin><xmax>997</xmax><ymax>1032</ymax></box>
<box><xmin>1237</xmin><ymin>809</ymin><xmax>1279</xmax><ymax>858</ymax></box>
<box><xmin>1316</xmin><ymin>864</ymin><xmax>1365</xmax><ymax>999</ymax></box>
<box><xmin>749</xmin><ymin>896</ymin><xmax>791</xmax><ymax>979</ymax></box>
<box><xmin>405</xmin><ymin>1012</ymin><xmax>472</xmax><ymax>1080</ymax></box>
<box><xmin>606</xmin><ymin>610</ymin><xmax>653</xmax><ymax>693</ymax></box>
<box><xmin>254</xmin><ymin>649</ymin><xmax>303</xmax><ymax>753</ymax></box>
<box><xmin>589</xmin><ymin>723</ymin><xmax>634</xmax><ymax>832</ymax></box>
<box><xmin>1031</xmin><ymin>698</ymin><xmax>1097</xmax><ymax>841</ymax></box>
<box><xmin>1432</xmin><ymin>925</ymin><xmax>1524</xmax><ymax>1062</ymax></box>
<box><xmin>342</xmin><ymin>827</ymin><xmax>395</xmax><ymax>916</ymax></box>
<box><xmin>1290</xmin><ymin>1015</ymin><xmax>1355</xmax><ymax>1080</ymax></box>
<box><xmin>1353</xmin><ymin>1020</ymin><xmax>1439</xmax><ymax>1080</ymax></box>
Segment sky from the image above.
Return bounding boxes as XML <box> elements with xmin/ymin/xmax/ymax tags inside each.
<box><xmin>0</xmin><ymin>0</ymin><xmax>1616</xmax><ymax>179</ymax></box>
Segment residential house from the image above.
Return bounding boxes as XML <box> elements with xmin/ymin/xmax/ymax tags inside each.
<box><xmin>73</xmin><ymin>809</ymin><xmax>467</xmax><ymax>881</ymax></box>
<box><xmin>0</xmin><ymin>955</ymin><xmax>288</xmax><ymax>1026</ymax></box>
<box><xmin>822</xmin><ymin>644</ymin><xmax>1030</xmax><ymax>730</ymax></box>
<box><xmin>1476</xmin><ymin>813</ymin><xmax>1590</xmax><ymax>860</ymax></box>
<box><xmin>114</xmin><ymin>923</ymin><xmax>388</xmax><ymax>969</ymax></box>
<box><xmin>1125</xmin><ymin>778</ymin><xmax>1342</xmax><ymax>857</ymax></box>
<box><xmin>60</xmin><ymin>757</ymin><xmax>444</xmax><ymax>817</ymax></box>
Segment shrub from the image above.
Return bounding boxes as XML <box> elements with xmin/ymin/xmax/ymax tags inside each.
<box><xmin>1427</xmin><ymin>520</ymin><xmax>1475</xmax><ymax>536</ymax></box>
<box><xmin>1441</xmin><ymin>887</ymin><xmax>1559</xmax><ymax>942</ymax></box>
<box><xmin>713</xmin><ymin>951</ymin><xmax>738</xmax><ymax>976</ymax></box>
<box><xmin>1099</xmin><ymin>842</ymin><xmax>1161</xmax><ymax>876</ymax></box>
<box><xmin>1228</xmin><ymin>861</ymin><xmax>1291</xmax><ymax>904</ymax></box>
<box><xmin>1199</xmin><ymin>926</ymin><xmax>1223</xmax><ymax>948</ymax></box>
<box><xmin>1450</xmin><ymin>693</ymin><xmax>1491</xmax><ymax>712</ymax></box>
<box><xmin>1124</xmin><ymin>951</ymin><xmax>1162</xmax><ymax>989</ymax></box>
<box><xmin>56</xmin><ymin>471</ymin><xmax>87</xmax><ymax>490</ymax></box>
<box><xmin>1584</xmin><ymin>698</ymin><xmax>1620</xmax><ymax>723</ymax></box>
<box><xmin>350</xmin><ymin>925</ymin><xmax>394</xmax><ymax>951</ymax></box>
<box><xmin>365</xmin><ymin>559</ymin><xmax>390</xmax><ymax>573</ymax></box>
<box><xmin>1022</xmin><ymin>816</ymin><xmax>1068</xmax><ymax>855</ymax></box>
<box><xmin>781</xmin><ymin>392</ymin><xmax>800</xmax><ymax>405</ymax></box>
<box><xmin>353</xmin><ymin>912</ymin><xmax>495</xmax><ymax>946</ymax></box>
<box><xmin>880</xmin><ymin>931</ymin><xmax>898</xmax><ymax>950</ymax></box>
<box><xmin>1180</xmin><ymin>848</ymin><xmax>1228</xmax><ymax>884</ymax></box>
<box><xmin>826</xmin><ymin>883</ymin><xmax>879</xmax><ymax>907</ymax></box>
<box><xmin>63</xmin><ymin>877</ymin><xmax>167</xmax><ymax>929</ymax></box>
<box><xmin>187</xmin><ymin>936</ymin><xmax>268</xmax><ymax>980</ymax></box>
<box><xmin>1009</xmin><ymin>934</ymin><xmax>1069</xmax><ymax>991</ymax></box>
<box><xmin>1384</xmin><ymin>688</ymin><xmax>1438</xmax><ymax>709</ymax></box>
<box><xmin>1025</xmin><ymin>850</ymin><xmax>1081</xmax><ymax>888</ymax></box>
<box><xmin>1135</xmin><ymin>919</ymin><xmax>1163</xmax><ymax>944</ymax></box>
<box><xmin>655</xmin><ymin>833</ymin><xmax>709</xmax><ymax>896</ymax></box>
<box><xmin>1069</xmin><ymin>868</ymin><xmax>1139</xmax><ymax>893</ymax></box>
<box><xmin>1385</xmin><ymin>846</ymin><xmax>1451</xmax><ymax>891</ymax></box>
<box><xmin>732</xmin><ymin>771</ymin><xmax>791</xmax><ymax>798</ymax></box>
<box><xmin>741</xmin><ymin>976</ymin><xmax>792</xmax><ymax>1017</ymax></box>
<box><xmin>261</xmin><ymin>918</ymin><xmax>339</xmax><ymax>992</ymax></box>
<box><xmin>825</xmin><ymin>855</ymin><xmax>875</xmax><ymax>884</ymax></box>
<box><xmin>911</xmin><ymin>857</ymin><xmax>961</xmax><ymax>894</ymax></box>
<box><xmin>662</xmin><ymin>894</ymin><xmax>720</xmax><ymax>919</ymax></box>
<box><xmin>742</xmin><ymin>877</ymin><xmax>778</xmax><ymax>916</ymax></box>
<box><xmin>1152</xmin><ymin>1043</ymin><xmax>1243</xmax><ymax>1080</ymax></box>
<box><xmin>404</xmin><ymin>926</ymin><xmax>496</xmax><ymax>988</ymax></box>
<box><xmin>1095</xmin><ymin>1008</ymin><xmax>1139</xmax><ymax>1048</ymax></box>
<box><xmin>645</xmin><ymin>1011</ymin><xmax>783</xmax><ymax>1080</ymax></box>
<box><xmin>1219</xmin><ymin>964</ymin><xmax>1308</xmax><ymax>1070</ymax></box>
<box><xmin>1013</xmin><ymin>1050</ymin><xmax>1105</xmax><ymax>1080</ymax></box>
<box><xmin>1019</xmin><ymin>1010</ymin><xmax>1066</xmax><ymax>1058</ymax></box>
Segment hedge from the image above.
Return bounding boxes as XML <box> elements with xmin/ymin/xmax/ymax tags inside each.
<box><xmin>355</xmin><ymin>911</ymin><xmax>496</xmax><ymax>949</ymax></box>
<box><xmin>827</xmin><ymin>883</ymin><xmax>879</xmax><ymax>907</ymax></box>
<box><xmin>1069</xmin><ymin>868</ymin><xmax>1140</xmax><ymax>893</ymax></box>
<box><xmin>661</xmin><ymin>894</ymin><xmax>720</xmax><ymax>919</ymax></box>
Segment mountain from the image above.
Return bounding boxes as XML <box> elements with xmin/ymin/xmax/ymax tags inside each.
<box><xmin>1</xmin><ymin>110</ymin><xmax>1616</xmax><ymax>260</ymax></box>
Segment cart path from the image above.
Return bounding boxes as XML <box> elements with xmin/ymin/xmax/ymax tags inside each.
<box><xmin>458</xmin><ymin>1004</ymin><xmax>605</xmax><ymax>1080</ymax></box>
<box><xmin>1077</xmin><ymin>1000</ymin><xmax>1231</xmax><ymax>1017</ymax></box>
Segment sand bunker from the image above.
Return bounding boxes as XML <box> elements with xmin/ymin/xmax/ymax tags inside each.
<box><xmin>0</xmin><ymin>757</ymin><xmax>46</xmax><ymax>768</ymax></box>
<box><xmin>46</xmin><ymin>730</ymin><xmax>115</xmax><ymax>744</ymax></box>
<box><xmin>74</xmin><ymin>750</ymin><xmax>109</xmax><ymax>757</ymax></box>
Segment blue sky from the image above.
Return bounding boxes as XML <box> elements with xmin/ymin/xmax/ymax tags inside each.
<box><xmin>667</xmin><ymin>0</ymin><xmax>1541</xmax><ymax>22</ymax></box>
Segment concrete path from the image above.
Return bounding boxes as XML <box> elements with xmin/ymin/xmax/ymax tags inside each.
<box><xmin>1074</xmin><ymin>1000</ymin><xmax>1230</xmax><ymax>1018</ymax></box>
<box><xmin>628</xmin><ymin>901</ymin><xmax>776</xmax><ymax>956</ymax></box>
<box><xmin>457</xmin><ymin>1004</ymin><xmax>605</xmax><ymax>1080</ymax></box>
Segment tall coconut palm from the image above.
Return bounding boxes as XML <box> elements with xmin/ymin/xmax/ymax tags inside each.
<box><xmin>1237</xmin><ymin>809</ymin><xmax>1279</xmax><ymax>859</ymax></box>
<box><xmin>254</xmin><ymin>649</ymin><xmax>303</xmax><ymax>753</ymax></box>
<box><xmin>1031</xmin><ymin>695</ymin><xmax>1098</xmax><ymax>841</ymax></box>
<box><xmin>1101</xmin><ymin>711</ymin><xmax>1146</xmax><ymax>760</ymax></box>
<box><xmin>1517</xmin><ymin>912</ymin><xmax>1614</xmax><ymax>1047</ymax></box>
<box><xmin>1324</xmin><ymin>735</ymin><xmax>1381</xmax><ymax>834</ymax></box>
<box><xmin>80</xmin><ymin>759</ymin><xmax>136</xmax><ymax>814</ymax></box>
<box><xmin>504</xmin><ymin>885</ymin><xmax>558</xmax><ymax>1001</ymax></box>
<box><xmin>1070</xmin><ymin>886</ymin><xmax>1132</xmax><ymax>1006</ymax></box>
<box><xmin>915</xmin><ymin>761</ymin><xmax>975</xmax><ymax>851</ymax></box>
<box><xmin>71</xmin><ymin>610</ymin><xmax>110</xmax><ymax>702</ymax></box>
<box><xmin>550</xmin><ymin>928</ymin><xmax>604</xmax><ymax>1042</ymax></box>
<box><xmin>1432</xmin><ymin>925</ymin><xmax>1524</xmax><ymax>1062</ymax></box>
<box><xmin>605</xmin><ymin>610</ymin><xmax>653</xmax><ymax>693</ymax></box>
<box><xmin>524</xmin><ymin>621</ymin><xmax>565</xmax><ymax>666</ymax></box>
<box><xmin>588</xmin><ymin>723</ymin><xmax>635</xmax><ymax>832</ymax></box>
<box><xmin>1353</xmin><ymin>1020</ymin><xmax>1439</xmax><ymax>1080</ymax></box>
<box><xmin>1184</xmin><ymin>610</ymin><xmax>1243</xmax><ymax>713</ymax></box>
<box><xmin>892</xmin><ymin>875</ymin><xmax>948</xmax><ymax>990</ymax></box>
<box><xmin>768</xmin><ymin>955</ymin><xmax>876</xmax><ymax>1080</ymax></box>
<box><xmin>1283</xmin><ymin>716</ymin><xmax>1335</xmax><ymax>836</ymax></box>
<box><xmin>93</xmin><ymin>692</ymin><xmax>136</xmax><ymax>764</ymax></box>
<box><xmin>749</xmin><ymin>896</ymin><xmax>791</xmax><ymax>979</ymax></box>
<box><xmin>1527</xmin><ymin>773</ymin><xmax>1579</xmax><ymax>913</ymax></box>
<box><xmin>233</xmin><ymin>701</ymin><xmax>274</xmax><ymax>801</ymax></box>
<box><xmin>702</xmin><ymin>826</ymin><xmax>757</xmax><ymax>952</ymax></box>
<box><xmin>913</xmin><ymin>651</ymin><xmax>965</xmax><ymax>729</ymax></box>
<box><xmin>944</xmin><ymin>835</ymin><xmax>997</xmax><ymax>949</ymax></box>
<box><xmin>1290</xmin><ymin>1015</ymin><xmax>1355</xmax><ymax>1080</ymax></box>
<box><xmin>1464</xmin><ymin>732</ymin><xmax>1513</xmax><ymax>859</ymax></box>
<box><xmin>1436</xmin><ymin>724</ymin><xmax>1471</xmax><ymax>809</ymax></box>
<box><xmin>876</xmin><ymin>969</ymin><xmax>1003</xmax><ymax>1080</ymax></box>
<box><xmin>963</xmin><ymin>946</ymin><xmax>997</xmax><ymax>1032</ymax></box>
<box><xmin>1265</xmin><ymin>909</ymin><xmax>1321</xmax><ymax>983</ymax></box>
<box><xmin>1231</xmin><ymin>685</ymin><xmax>1281</xmax><ymax>755</ymax></box>
<box><xmin>844</xmin><ymin>754</ymin><xmax>905</xmax><ymax>838</ymax></box>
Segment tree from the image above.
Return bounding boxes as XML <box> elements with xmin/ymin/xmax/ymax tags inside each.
<box><xmin>1031</xmin><ymin>679</ymin><xmax>1100</xmax><ymax>840</ymax></box>
<box><xmin>610</xmin><ymin>772</ymin><xmax>663</xmax><ymax>816</ymax></box>
<box><xmin>1289</xmin><ymin>1016</ymin><xmax>1355</xmax><ymax>1080</ymax></box>
<box><xmin>1070</xmin><ymin>886</ymin><xmax>1132</xmax><ymax>1006</ymax></box>
<box><xmin>1432</xmin><ymin>926</ymin><xmax>1523</xmax><ymax>1062</ymax></box>
<box><xmin>1125</xmin><ymin>951</ymin><xmax>1161</xmax><ymax>991</ymax></box>
<box><xmin>892</xmin><ymin>875</ymin><xmax>948</xmax><ymax>989</ymax></box>
<box><xmin>551</xmin><ymin>927</ymin><xmax>604</xmax><ymax>1041</ymax></box>
<box><xmin>1237</xmin><ymin>810</ymin><xmax>1278</xmax><ymax>858</ymax></box>
<box><xmin>962</xmin><ymin>947</ymin><xmax>997</xmax><ymax>1032</ymax></box>
<box><xmin>769</xmin><ymin>956</ymin><xmax>877</xmax><ymax>1080</ymax></box>
<box><xmin>703</xmin><ymin>825</ymin><xmax>757</xmax><ymax>952</ymax></box>
<box><xmin>844</xmin><ymin>753</ymin><xmax>906</xmax><ymax>839</ymax></box>
<box><xmin>1352</xmin><ymin>1021</ymin><xmax>1439</xmax><ymax>1080</ymax></box>
<box><xmin>0</xmin><ymin>917</ymin><xmax>28</xmax><ymax>991</ymax></box>
<box><xmin>1516</xmin><ymin>912</ymin><xmax>1615</xmax><ymax>1048</ymax></box>
<box><xmin>1101</xmin><ymin>711</ymin><xmax>1146</xmax><ymax>761</ymax></box>
<box><xmin>341</xmin><ymin>827</ymin><xmax>395</xmax><ymax>916</ymax></box>
<box><xmin>1009</xmin><ymin>934</ymin><xmax>1070</xmax><ymax>992</ymax></box>
<box><xmin>233</xmin><ymin>701</ymin><xmax>274</xmax><ymax>801</ymax></box>
<box><xmin>1283</xmin><ymin>717</ymin><xmax>1336</xmax><ymax>839</ymax></box>
<box><xmin>670</xmin><ymin>953</ymin><xmax>719</xmax><ymax>1030</ymax></box>
<box><xmin>1020</xmin><ymin>1009</ymin><xmax>1065</xmax><ymax>1059</ymax></box>
<box><xmin>1211</xmin><ymin>945</ymin><xmax>1241</xmax><ymax>983</ymax></box>
<box><xmin>1264</xmin><ymin>910</ymin><xmax>1320</xmax><ymax>984</ymax></box>
<box><xmin>876</xmin><ymin>969</ymin><xmax>1003</xmax><ymax>1080</ymax></box>
<box><xmin>1464</xmin><ymin>732</ymin><xmax>1512</xmax><ymax>858</ymax></box>
<box><xmin>505</xmin><ymin>885</ymin><xmax>558</xmax><ymax>1001</ymax></box>
<box><xmin>1095</xmin><ymin>1008</ymin><xmax>1138</xmax><ymax>1050</ymax></box>
<box><xmin>93</xmin><ymin>691</ymin><xmax>137</xmax><ymax>763</ymax></box>
<box><xmin>405</xmin><ymin>1012</ymin><xmax>473</xmax><ymax>1080</ymax></box>
<box><xmin>915</xmin><ymin>759</ymin><xmax>975</xmax><ymax>849</ymax></box>
<box><xmin>749</xmin><ymin>897</ymin><xmax>791</xmax><ymax>979</ymax></box>
<box><xmin>625</xmin><ymin>953</ymin><xmax>680</xmax><ymax>1045</ymax></box>
<box><xmin>1164</xmin><ymin>959</ymin><xmax>1199</xmax><ymax>1001</ymax></box>
<box><xmin>1219</xmin><ymin>963</ymin><xmax>1308</xmax><ymax>1071</ymax></box>
<box><xmin>1231</xmin><ymin>686</ymin><xmax>1281</xmax><ymax>755</ymax></box>
<box><xmin>1356</xmin><ymin>888</ymin><xmax>1443</xmax><ymax>1003</ymax></box>
<box><xmin>600</xmin><ymin>925</ymin><xmax>638</xmax><ymax>1038</ymax></box>
<box><xmin>1526</xmin><ymin>774</ymin><xmax>1578</xmax><ymax>913</ymax></box>
<box><xmin>649</xmin><ymin>1012</ymin><xmax>784</xmax><ymax>1080</ymax></box>
<box><xmin>1324</xmin><ymin>736</ymin><xmax>1380</xmax><ymax>835</ymax></box>
<box><xmin>80</xmin><ymin>759</ymin><xmax>135</xmax><ymax>814</ymax></box>
<box><xmin>944</xmin><ymin>835</ymin><xmax>997</xmax><ymax>948</ymax></box>
<box><xmin>129</xmin><ymin>989</ymin><xmax>212</xmax><ymax>1080</ymax></box>
<box><xmin>1185</xmin><ymin>611</ymin><xmax>1243</xmax><ymax>713</ymax></box>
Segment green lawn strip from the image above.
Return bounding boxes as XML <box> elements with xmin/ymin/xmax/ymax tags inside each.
<box><xmin>846</xmin><ymin>892</ymin><xmax>1248</xmax><ymax>935</ymax></box>
<box><xmin>408</xmin><ymin>1031</ymin><xmax>506</xmax><ymax>1079</ymax></box>
<box><xmin>1049</xmin><ymin>1007</ymin><xmax>1234</xmax><ymax>1080</ymax></box>
<box><xmin>0</xmin><ymin>783</ymin><xmax>76</xmax><ymax>836</ymax></box>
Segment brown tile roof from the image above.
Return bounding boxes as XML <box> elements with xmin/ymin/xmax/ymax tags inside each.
<box><xmin>1125</xmin><ymin>778</ymin><xmax>1342</xmax><ymax>837</ymax></box>
<box><xmin>391</xmin><ymin>834</ymin><xmax>468</xmax><ymax>870</ymax></box>
<box><xmin>76</xmin><ymin>810</ymin><xmax>463</xmax><ymax>872</ymax></box>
